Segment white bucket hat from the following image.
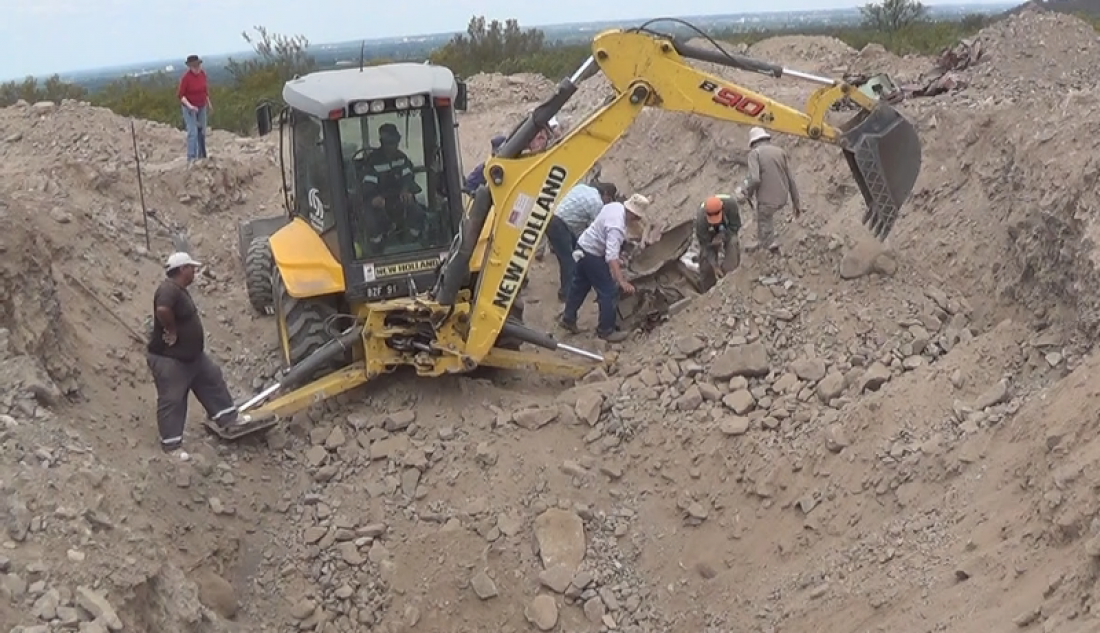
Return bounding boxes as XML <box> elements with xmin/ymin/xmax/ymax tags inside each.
<box><xmin>623</xmin><ymin>193</ymin><xmax>650</xmax><ymax>219</ymax></box>
<box><xmin>748</xmin><ymin>127</ymin><xmax>771</xmax><ymax>145</ymax></box>
<box><xmin>165</xmin><ymin>252</ymin><xmax>202</xmax><ymax>272</ymax></box>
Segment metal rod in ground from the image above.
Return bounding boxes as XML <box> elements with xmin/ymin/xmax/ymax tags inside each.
<box><xmin>130</xmin><ymin>120</ymin><xmax>151</xmax><ymax>251</ymax></box>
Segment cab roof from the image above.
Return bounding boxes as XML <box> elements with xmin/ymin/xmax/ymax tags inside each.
<box><xmin>282</xmin><ymin>63</ymin><xmax>458</xmax><ymax>118</ymax></box>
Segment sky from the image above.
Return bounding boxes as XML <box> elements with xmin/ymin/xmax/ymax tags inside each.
<box><xmin>0</xmin><ymin>0</ymin><xmax>1010</xmax><ymax>80</ymax></box>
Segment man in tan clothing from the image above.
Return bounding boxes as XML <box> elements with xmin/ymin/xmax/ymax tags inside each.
<box><xmin>735</xmin><ymin>127</ymin><xmax>802</xmax><ymax>253</ymax></box>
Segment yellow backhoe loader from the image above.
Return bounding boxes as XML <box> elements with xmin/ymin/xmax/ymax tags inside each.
<box><xmin>210</xmin><ymin>21</ymin><xmax>922</xmax><ymax>439</ymax></box>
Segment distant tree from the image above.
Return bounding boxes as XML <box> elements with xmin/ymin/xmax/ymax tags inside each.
<box><xmin>218</xmin><ymin>27</ymin><xmax>318</xmax><ymax>133</ymax></box>
<box><xmin>0</xmin><ymin>75</ymin><xmax>87</xmax><ymax>108</ymax></box>
<box><xmin>958</xmin><ymin>12</ymin><xmax>990</xmax><ymax>31</ymax></box>
<box><xmin>860</xmin><ymin>0</ymin><xmax>929</xmax><ymax>31</ymax></box>
<box><xmin>429</xmin><ymin>17</ymin><xmax>549</xmax><ymax>77</ymax></box>
<box><xmin>225</xmin><ymin>27</ymin><xmax>316</xmax><ymax>85</ymax></box>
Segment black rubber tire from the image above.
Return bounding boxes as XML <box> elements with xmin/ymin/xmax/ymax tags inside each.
<box><xmin>245</xmin><ymin>236</ymin><xmax>275</xmax><ymax>314</ymax></box>
<box><xmin>273</xmin><ymin>268</ymin><xmax>340</xmax><ymax>376</ymax></box>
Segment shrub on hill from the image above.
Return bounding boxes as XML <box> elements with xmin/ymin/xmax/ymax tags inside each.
<box><xmin>4</xmin><ymin>6</ymin><xmax>1097</xmax><ymax>133</ymax></box>
<box><xmin>0</xmin><ymin>75</ymin><xmax>87</xmax><ymax>108</ymax></box>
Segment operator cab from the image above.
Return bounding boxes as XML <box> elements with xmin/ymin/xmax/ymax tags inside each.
<box><xmin>257</xmin><ymin>63</ymin><xmax>468</xmax><ymax>303</ymax></box>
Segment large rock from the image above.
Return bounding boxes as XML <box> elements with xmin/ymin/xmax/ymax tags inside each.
<box><xmin>75</xmin><ymin>586</ymin><xmax>122</xmax><ymax>631</ymax></box>
<box><xmin>790</xmin><ymin>357</ymin><xmax>827</xmax><ymax>382</ymax></box>
<box><xmin>710</xmin><ymin>342</ymin><xmax>770</xmax><ymax>380</ymax></box>
<box><xmin>526</xmin><ymin>595</ymin><xmax>559</xmax><ymax>631</ymax></box>
<box><xmin>533</xmin><ymin>509</ymin><xmax>586</xmax><ymax>574</ymax></box>
<box><xmin>194</xmin><ymin>569</ymin><xmax>238</xmax><ymax>619</ymax></box>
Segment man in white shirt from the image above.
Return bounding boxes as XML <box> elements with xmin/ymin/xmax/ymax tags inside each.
<box><xmin>559</xmin><ymin>193</ymin><xmax>650</xmax><ymax>343</ymax></box>
<box><xmin>547</xmin><ymin>182</ymin><xmax>618</xmax><ymax>301</ymax></box>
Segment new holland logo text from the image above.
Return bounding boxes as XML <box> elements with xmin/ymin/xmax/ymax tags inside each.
<box><xmin>492</xmin><ymin>165</ymin><xmax>568</xmax><ymax>310</ymax></box>
<box><xmin>375</xmin><ymin>258</ymin><xmax>439</xmax><ymax>277</ymax></box>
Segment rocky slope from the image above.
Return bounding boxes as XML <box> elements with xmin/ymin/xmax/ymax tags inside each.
<box><xmin>2</xmin><ymin>9</ymin><xmax>1100</xmax><ymax>633</ymax></box>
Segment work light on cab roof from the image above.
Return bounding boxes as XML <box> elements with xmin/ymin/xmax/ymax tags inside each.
<box><xmin>281</xmin><ymin>63</ymin><xmax>461</xmax><ymax>120</ymax></box>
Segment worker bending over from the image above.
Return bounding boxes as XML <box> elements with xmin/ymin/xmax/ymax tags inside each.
<box><xmin>547</xmin><ymin>181</ymin><xmax>619</xmax><ymax>301</ymax></box>
<box><xmin>736</xmin><ymin>127</ymin><xmax>802</xmax><ymax>253</ymax></box>
<box><xmin>559</xmin><ymin>193</ymin><xmax>650</xmax><ymax>343</ymax></box>
<box><xmin>695</xmin><ymin>195</ymin><xmax>742</xmax><ymax>290</ymax></box>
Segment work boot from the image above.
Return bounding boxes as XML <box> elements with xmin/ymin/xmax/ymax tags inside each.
<box><xmin>213</xmin><ymin>407</ymin><xmax>240</xmax><ymax>428</ymax></box>
<box><xmin>558</xmin><ymin>317</ymin><xmax>581</xmax><ymax>335</ymax></box>
<box><xmin>598</xmin><ymin>330</ymin><xmax>629</xmax><ymax>343</ymax></box>
<box><xmin>161</xmin><ymin>438</ymin><xmax>183</xmax><ymax>453</ymax></box>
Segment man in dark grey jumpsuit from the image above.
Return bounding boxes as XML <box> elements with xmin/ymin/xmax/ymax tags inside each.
<box><xmin>146</xmin><ymin>252</ymin><xmax>238</xmax><ymax>452</ymax></box>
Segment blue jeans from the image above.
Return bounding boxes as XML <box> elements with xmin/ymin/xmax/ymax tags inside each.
<box><xmin>546</xmin><ymin>216</ymin><xmax>578</xmax><ymax>299</ymax></box>
<box><xmin>562</xmin><ymin>252</ymin><xmax>618</xmax><ymax>337</ymax></box>
<box><xmin>182</xmin><ymin>105</ymin><xmax>208</xmax><ymax>161</ymax></box>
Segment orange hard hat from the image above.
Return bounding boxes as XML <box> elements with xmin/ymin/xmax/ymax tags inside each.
<box><xmin>703</xmin><ymin>196</ymin><xmax>723</xmax><ymax>224</ymax></box>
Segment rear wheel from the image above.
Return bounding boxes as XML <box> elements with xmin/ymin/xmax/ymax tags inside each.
<box><xmin>273</xmin><ymin>268</ymin><xmax>341</xmax><ymax>377</ymax></box>
<box><xmin>245</xmin><ymin>236</ymin><xmax>275</xmax><ymax>314</ymax></box>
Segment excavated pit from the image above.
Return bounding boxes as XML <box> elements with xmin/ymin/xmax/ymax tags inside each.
<box><xmin>2</xmin><ymin>11</ymin><xmax>1100</xmax><ymax>632</ymax></box>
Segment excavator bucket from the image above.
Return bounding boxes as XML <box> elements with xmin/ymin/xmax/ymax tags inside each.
<box><xmin>838</xmin><ymin>103</ymin><xmax>922</xmax><ymax>240</ymax></box>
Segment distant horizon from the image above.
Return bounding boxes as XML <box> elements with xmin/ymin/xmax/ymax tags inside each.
<box><xmin>2</xmin><ymin>0</ymin><xmax>1016</xmax><ymax>82</ymax></box>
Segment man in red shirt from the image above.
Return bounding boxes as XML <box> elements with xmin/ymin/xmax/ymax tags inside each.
<box><xmin>177</xmin><ymin>55</ymin><xmax>213</xmax><ymax>161</ymax></box>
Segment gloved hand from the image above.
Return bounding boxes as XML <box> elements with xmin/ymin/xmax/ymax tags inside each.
<box><xmin>733</xmin><ymin>187</ymin><xmax>748</xmax><ymax>203</ymax></box>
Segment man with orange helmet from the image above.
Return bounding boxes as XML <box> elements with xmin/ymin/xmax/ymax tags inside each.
<box><xmin>695</xmin><ymin>194</ymin><xmax>742</xmax><ymax>290</ymax></box>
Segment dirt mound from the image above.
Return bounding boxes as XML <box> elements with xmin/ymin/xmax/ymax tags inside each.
<box><xmin>966</xmin><ymin>9</ymin><xmax>1100</xmax><ymax>94</ymax></box>
<box><xmin>3</xmin><ymin>13</ymin><xmax>1100</xmax><ymax>631</ymax></box>
<box><xmin>454</xmin><ymin>11</ymin><xmax>1100</xmax><ymax>630</ymax></box>
<box><xmin>747</xmin><ymin>34</ymin><xmax>857</xmax><ymax>70</ymax></box>
<box><xmin>0</xmin><ymin>99</ymin><xmax>282</xmax><ymax>632</ymax></box>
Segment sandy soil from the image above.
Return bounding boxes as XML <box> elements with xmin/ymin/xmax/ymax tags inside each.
<box><xmin>2</xmin><ymin>8</ymin><xmax>1100</xmax><ymax>633</ymax></box>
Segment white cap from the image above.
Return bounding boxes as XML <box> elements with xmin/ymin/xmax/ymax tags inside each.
<box><xmin>165</xmin><ymin>252</ymin><xmax>202</xmax><ymax>272</ymax></box>
<box><xmin>748</xmin><ymin>127</ymin><xmax>771</xmax><ymax>145</ymax></box>
<box><xmin>623</xmin><ymin>193</ymin><xmax>650</xmax><ymax>219</ymax></box>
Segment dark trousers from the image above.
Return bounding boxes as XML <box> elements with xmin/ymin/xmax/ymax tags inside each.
<box><xmin>359</xmin><ymin>200</ymin><xmax>430</xmax><ymax>255</ymax></box>
<box><xmin>699</xmin><ymin>232</ymin><xmax>741</xmax><ymax>291</ymax></box>
<box><xmin>147</xmin><ymin>352</ymin><xmax>234</xmax><ymax>449</ymax></box>
<box><xmin>546</xmin><ymin>216</ymin><xmax>578</xmax><ymax>299</ymax></box>
<box><xmin>562</xmin><ymin>252</ymin><xmax>618</xmax><ymax>337</ymax></box>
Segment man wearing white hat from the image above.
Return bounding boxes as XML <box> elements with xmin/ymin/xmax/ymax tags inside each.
<box><xmin>735</xmin><ymin>127</ymin><xmax>802</xmax><ymax>253</ymax></box>
<box><xmin>146</xmin><ymin>252</ymin><xmax>238</xmax><ymax>453</ymax></box>
<box><xmin>559</xmin><ymin>193</ymin><xmax>650</xmax><ymax>343</ymax></box>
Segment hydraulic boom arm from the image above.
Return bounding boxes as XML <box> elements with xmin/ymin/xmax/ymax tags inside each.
<box><xmin>442</xmin><ymin>27</ymin><xmax>922</xmax><ymax>362</ymax></box>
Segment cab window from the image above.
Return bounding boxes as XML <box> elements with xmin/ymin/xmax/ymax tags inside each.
<box><xmin>290</xmin><ymin>112</ymin><xmax>332</xmax><ymax>234</ymax></box>
<box><xmin>338</xmin><ymin>108</ymin><xmax>452</xmax><ymax>258</ymax></box>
